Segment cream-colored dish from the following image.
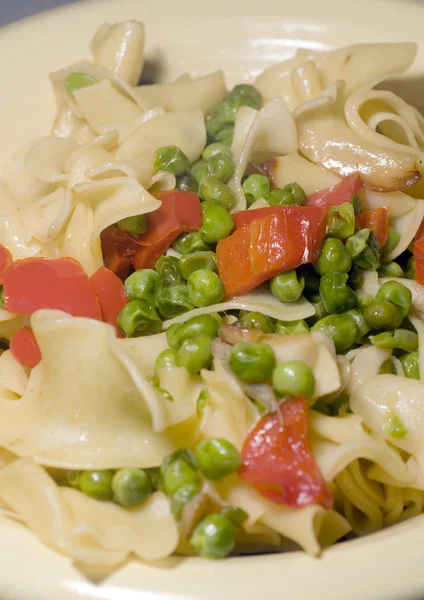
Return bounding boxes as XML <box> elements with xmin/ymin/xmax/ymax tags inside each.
<box><xmin>2</xmin><ymin>0</ymin><xmax>424</xmax><ymax>598</ymax></box>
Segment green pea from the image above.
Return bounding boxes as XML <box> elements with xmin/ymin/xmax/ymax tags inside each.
<box><xmin>207</xmin><ymin>153</ymin><xmax>234</xmax><ymax>183</ymax></box>
<box><xmin>272</xmin><ymin>360</ymin><xmax>315</xmax><ymax>398</ymax></box>
<box><xmin>345</xmin><ymin>228</ymin><xmax>381</xmax><ymax>270</ymax></box>
<box><xmin>112</xmin><ymin>468</ymin><xmax>152</xmax><ymax>507</ymax></box>
<box><xmin>161</xmin><ymin>449</ymin><xmax>197</xmax><ymax>476</ymax></box>
<box><xmin>351</xmin><ymin>195</ymin><xmax>362</xmax><ymax>216</ymax></box>
<box><xmin>266</xmin><ymin>182</ymin><xmax>306</xmax><ymax>207</ymax></box>
<box><xmin>348</xmin><ymin>266</ymin><xmax>364</xmax><ymax>290</ymax></box>
<box><xmin>382</xmin><ymin>412</ymin><xmax>408</xmax><ymax>439</ymax></box>
<box><xmin>190</xmin><ymin>513</ymin><xmax>236</xmax><ymax>559</ymax></box>
<box><xmin>214</xmin><ymin>127</ymin><xmax>234</xmax><ymax>146</ymax></box>
<box><xmin>198</xmin><ymin>176</ymin><xmax>236</xmax><ymax>211</ymax></box>
<box><xmin>312</xmin><ymin>401</ymin><xmax>331</xmax><ymax>415</ymax></box>
<box><xmin>118</xmin><ymin>300</ymin><xmax>162</xmax><ymax>337</ymax></box>
<box><xmin>176</xmin><ymin>173</ymin><xmax>198</xmax><ymax>193</ymax></box>
<box><xmin>172</xmin><ymin>231</ymin><xmax>212</xmax><ymax>255</ymax></box>
<box><xmin>404</xmin><ymin>256</ymin><xmax>416</xmax><ymax>280</ymax></box>
<box><xmin>379</xmin><ymin>358</ymin><xmax>396</xmax><ymax>375</ymax></box>
<box><xmin>229</xmin><ymin>342</ymin><xmax>276</xmax><ymax>383</ymax></box>
<box><xmin>195</xmin><ymin>438</ymin><xmax>242</xmax><ymax>480</ymax></box>
<box><xmin>146</xmin><ymin>467</ymin><xmax>164</xmax><ymax>491</ymax></box>
<box><xmin>376</xmin><ymin>280</ymin><xmax>412</xmax><ymax>319</ymax></box>
<box><xmin>157</xmin><ymin>285</ymin><xmax>194</xmax><ymax>318</ymax></box>
<box><xmin>327</xmin><ymin>202</ymin><xmax>355</xmax><ymax>239</ymax></box>
<box><xmin>313</xmin><ymin>238</ymin><xmax>352</xmax><ymax>276</ymax></box>
<box><xmin>187</xmin><ymin>269</ymin><xmax>224</xmax><ymax>307</ymax></box>
<box><xmin>155</xmin><ymin>256</ymin><xmax>183</xmax><ymax>287</ymax></box>
<box><xmin>383</xmin><ymin>227</ymin><xmax>401</xmax><ymax>258</ymax></box>
<box><xmin>191</xmin><ymin>159</ymin><xmax>209</xmax><ymax>185</ymax></box>
<box><xmin>79</xmin><ymin>470</ymin><xmax>113</xmax><ymax>500</ymax></box>
<box><xmin>179</xmin><ymin>251</ymin><xmax>217</xmax><ymax>279</ymax></box>
<box><xmin>176</xmin><ymin>335</ymin><xmax>213</xmax><ymax>373</ymax></box>
<box><xmin>240</xmin><ymin>311</ymin><xmax>274</xmax><ymax>333</ymax></box>
<box><xmin>200</xmin><ymin>206</ymin><xmax>234</xmax><ymax>244</ymax></box>
<box><xmin>399</xmin><ymin>352</ymin><xmax>420</xmax><ymax>379</ymax></box>
<box><xmin>66</xmin><ymin>470</ymin><xmax>80</xmax><ymax>489</ymax></box>
<box><xmin>270</xmin><ymin>270</ymin><xmax>305</xmax><ymax>303</ymax></box>
<box><xmin>206</xmin><ymin>101</ymin><xmax>237</xmax><ymax>138</ymax></box>
<box><xmin>163</xmin><ymin>458</ymin><xmax>200</xmax><ymax>496</ymax></box>
<box><xmin>274</xmin><ymin>319</ymin><xmax>310</xmax><ymax>335</ymax></box>
<box><xmin>124</xmin><ymin>269</ymin><xmax>162</xmax><ymax>303</ymax></box>
<box><xmin>363</xmin><ymin>300</ymin><xmax>404</xmax><ymax>331</ymax></box>
<box><xmin>153</xmin><ymin>145</ymin><xmax>190</xmax><ymax>175</ymax></box>
<box><xmin>65</xmin><ymin>72</ymin><xmax>97</xmax><ymax>96</ymax></box>
<box><xmin>117</xmin><ymin>214</ymin><xmax>147</xmax><ymax>234</ymax></box>
<box><xmin>242</xmin><ymin>174</ymin><xmax>271</xmax><ymax>201</ymax></box>
<box><xmin>227</xmin><ymin>84</ymin><xmax>262</xmax><ymax>110</ymax></box>
<box><xmin>170</xmin><ymin>482</ymin><xmax>200</xmax><ymax>518</ymax></box>
<box><xmin>345</xmin><ymin>308</ymin><xmax>371</xmax><ymax>341</ymax></box>
<box><xmin>166</xmin><ymin>315</ymin><xmax>218</xmax><ymax>350</ymax></box>
<box><xmin>370</xmin><ymin>329</ymin><xmax>418</xmax><ymax>352</ymax></box>
<box><xmin>220</xmin><ymin>506</ymin><xmax>249</xmax><ymax>527</ymax></box>
<box><xmin>319</xmin><ymin>272</ymin><xmax>356</xmax><ymax>315</ymax></box>
<box><xmin>378</xmin><ymin>262</ymin><xmax>404</xmax><ymax>278</ymax></box>
<box><xmin>311</xmin><ymin>314</ymin><xmax>358</xmax><ymax>352</ymax></box>
<box><xmin>202</xmin><ymin>143</ymin><xmax>233</xmax><ymax>162</ymax></box>
<box><xmin>155</xmin><ymin>349</ymin><xmax>178</xmax><ymax>376</ymax></box>
<box><xmin>196</xmin><ymin>388</ymin><xmax>210</xmax><ymax>417</ymax></box>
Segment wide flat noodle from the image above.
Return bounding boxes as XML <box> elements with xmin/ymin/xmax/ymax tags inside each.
<box><xmin>74</xmin><ymin>79</ymin><xmax>143</xmax><ymax>142</ymax></box>
<box><xmin>264</xmin><ymin>152</ymin><xmax>340</xmax><ymax>196</ymax></box>
<box><xmin>229</xmin><ymin>98</ymin><xmax>297</xmax><ymax>211</ymax></box>
<box><xmin>384</xmin><ymin>200</ymin><xmax>424</xmax><ymax>261</ymax></box>
<box><xmin>90</xmin><ymin>21</ymin><xmax>145</xmax><ymax>86</ymax></box>
<box><xmin>217</xmin><ymin>477</ymin><xmax>350</xmax><ymax>556</ymax></box>
<box><xmin>294</xmin><ymin>82</ymin><xmax>421</xmax><ymax>192</ymax></box>
<box><xmin>345</xmin><ymin>344</ymin><xmax>391</xmax><ymax>394</ymax></box>
<box><xmin>361</xmin><ymin>189</ymin><xmax>416</xmax><ymax>219</ymax></box>
<box><xmin>350</xmin><ymin>374</ymin><xmax>424</xmax><ymax>475</ymax></box>
<box><xmin>133</xmin><ymin>71</ymin><xmax>227</xmax><ymax>115</ymax></box>
<box><xmin>0</xmin><ymin>458</ymin><xmax>179</xmax><ymax>566</ymax></box>
<box><xmin>255</xmin><ymin>43</ymin><xmax>416</xmax><ymax>111</ymax></box>
<box><xmin>163</xmin><ymin>285</ymin><xmax>315</xmax><ymax>328</ymax></box>
<box><xmin>115</xmin><ymin>109</ymin><xmax>206</xmax><ymax>183</ymax></box>
<box><xmin>2</xmin><ymin>141</ymin><xmax>54</xmax><ymax>203</ymax></box>
<box><xmin>0</xmin><ymin>311</ymin><xmax>175</xmax><ymax>469</ymax></box>
<box><xmin>52</xmin><ymin>104</ymin><xmax>97</xmax><ymax>145</ymax></box>
<box><xmin>25</xmin><ymin>137</ymin><xmax>77</xmax><ymax>183</ymax></box>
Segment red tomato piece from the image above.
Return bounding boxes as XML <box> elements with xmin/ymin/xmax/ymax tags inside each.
<box><xmin>132</xmin><ymin>191</ymin><xmax>202</xmax><ymax>270</ymax></box>
<box><xmin>240</xmin><ymin>397</ymin><xmax>333</xmax><ymax>509</ymax></box>
<box><xmin>10</xmin><ymin>327</ymin><xmax>41</xmax><ymax>369</ymax></box>
<box><xmin>0</xmin><ymin>245</ymin><xmax>13</xmax><ymax>285</ymax></box>
<box><xmin>217</xmin><ymin>206</ymin><xmax>327</xmax><ymax>298</ymax></box>
<box><xmin>101</xmin><ymin>226</ymin><xmax>137</xmax><ymax>279</ymax></box>
<box><xmin>356</xmin><ymin>207</ymin><xmax>389</xmax><ymax>247</ymax></box>
<box><xmin>415</xmin><ymin>247</ymin><xmax>424</xmax><ymax>285</ymax></box>
<box><xmin>90</xmin><ymin>267</ymin><xmax>127</xmax><ymax>337</ymax></box>
<box><xmin>307</xmin><ymin>173</ymin><xmax>362</xmax><ymax>209</ymax></box>
<box><xmin>3</xmin><ymin>257</ymin><xmax>102</xmax><ymax>320</ymax></box>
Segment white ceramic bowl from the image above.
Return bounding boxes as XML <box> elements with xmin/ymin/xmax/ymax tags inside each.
<box><xmin>1</xmin><ymin>1</ymin><xmax>424</xmax><ymax>598</ymax></box>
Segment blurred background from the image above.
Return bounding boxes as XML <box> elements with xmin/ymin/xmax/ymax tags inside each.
<box><xmin>1</xmin><ymin>0</ymin><xmax>80</xmax><ymax>26</ymax></box>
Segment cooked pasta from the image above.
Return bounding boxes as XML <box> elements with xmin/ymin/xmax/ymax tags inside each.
<box><xmin>1</xmin><ymin>19</ymin><xmax>424</xmax><ymax>571</ymax></box>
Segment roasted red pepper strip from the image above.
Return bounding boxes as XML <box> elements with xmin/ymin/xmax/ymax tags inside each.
<box><xmin>10</xmin><ymin>327</ymin><xmax>41</xmax><ymax>369</ymax></box>
<box><xmin>218</xmin><ymin>206</ymin><xmax>327</xmax><ymax>298</ymax></box>
<box><xmin>132</xmin><ymin>191</ymin><xmax>202</xmax><ymax>270</ymax></box>
<box><xmin>240</xmin><ymin>397</ymin><xmax>333</xmax><ymax>509</ymax></box>
<box><xmin>0</xmin><ymin>245</ymin><xmax>12</xmax><ymax>285</ymax></box>
<box><xmin>356</xmin><ymin>207</ymin><xmax>389</xmax><ymax>247</ymax></box>
<box><xmin>307</xmin><ymin>173</ymin><xmax>362</xmax><ymax>209</ymax></box>
<box><xmin>101</xmin><ymin>226</ymin><xmax>137</xmax><ymax>279</ymax></box>
<box><xmin>3</xmin><ymin>257</ymin><xmax>102</xmax><ymax>320</ymax></box>
<box><xmin>90</xmin><ymin>267</ymin><xmax>127</xmax><ymax>337</ymax></box>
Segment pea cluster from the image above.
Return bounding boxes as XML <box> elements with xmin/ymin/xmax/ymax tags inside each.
<box><xmin>66</xmin><ymin>439</ymin><xmax>246</xmax><ymax>559</ymax></box>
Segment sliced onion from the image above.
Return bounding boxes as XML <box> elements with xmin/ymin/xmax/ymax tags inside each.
<box><xmin>219</xmin><ymin>323</ymin><xmax>263</xmax><ymax>345</ymax></box>
<box><xmin>181</xmin><ymin>482</ymin><xmax>224</xmax><ymax>538</ymax></box>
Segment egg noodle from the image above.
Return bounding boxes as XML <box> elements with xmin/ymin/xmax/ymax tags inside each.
<box><xmin>0</xmin><ymin>20</ymin><xmax>424</xmax><ymax>570</ymax></box>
